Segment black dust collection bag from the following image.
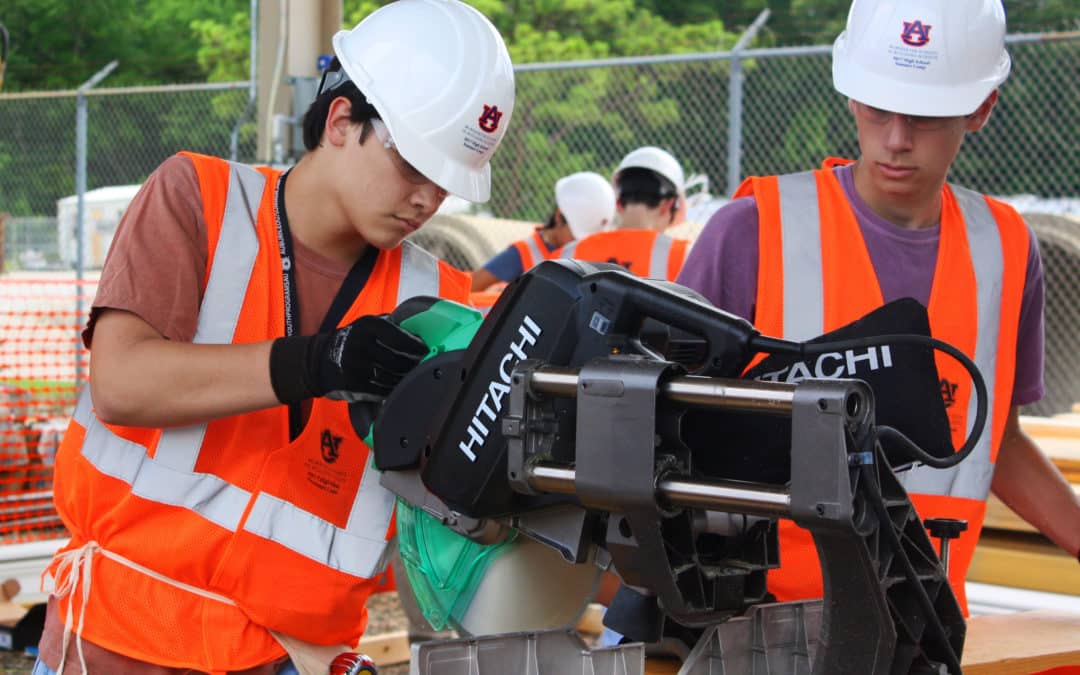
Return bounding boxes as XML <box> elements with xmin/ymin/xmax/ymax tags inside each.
<box><xmin>683</xmin><ymin>298</ymin><xmax>956</xmax><ymax>484</ymax></box>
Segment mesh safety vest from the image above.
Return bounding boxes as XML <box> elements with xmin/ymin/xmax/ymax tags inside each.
<box><xmin>512</xmin><ymin>228</ymin><xmax>559</xmax><ymax>271</ymax></box>
<box><xmin>48</xmin><ymin>152</ymin><xmax>470</xmax><ymax>670</ymax></box>
<box><xmin>559</xmin><ymin>229</ymin><xmax>688</xmax><ymax>281</ymax></box>
<box><xmin>737</xmin><ymin>158</ymin><xmax>1030</xmax><ymax>614</ymax></box>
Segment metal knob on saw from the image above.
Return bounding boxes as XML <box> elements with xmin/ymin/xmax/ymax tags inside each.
<box><xmin>924</xmin><ymin>517</ymin><xmax>968</xmax><ymax>575</ymax></box>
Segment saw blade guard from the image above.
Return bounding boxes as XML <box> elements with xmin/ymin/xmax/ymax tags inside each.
<box><xmin>380</xmin><ymin>296</ymin><xmax>599</xmax><ymax>634</ymax></box>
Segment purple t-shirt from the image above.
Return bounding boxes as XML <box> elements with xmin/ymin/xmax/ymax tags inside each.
<box><xmin>677</xmin><ymin>164</ymin><xmax>1045</xmax><ymax>407</ymax></box>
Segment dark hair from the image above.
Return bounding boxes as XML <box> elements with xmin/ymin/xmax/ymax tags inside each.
<box><xmin>301</xmin><ymin>59</ymin><xmax>381</xmax><ymax>151</ymax></box>
<box><xmin>615</xmin><ymin>167</ymin><xmax>676</xmax><ymax>208</ymax></box>
<box><xmin>542</xmin><ymin>208</ymin><xmax>559</xmax><ymax>229</ymax></box>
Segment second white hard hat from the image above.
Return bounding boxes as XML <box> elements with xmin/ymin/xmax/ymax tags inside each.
<box><xmin>331</xmin><ymin>0</ymin><xmax>515</xmax><ymax>202</ymax></box>
<box><xmin>613</xmin><ymin>146</ymin><xmax>686</xmax><ymax>196</ymax></box>
<box><xmin>555</xmin><ymin>172</ymin><xmax>616</xmax><ymax>239</ymax></box>
<box><xmin>832</xmin><ymin>0</ymin><xmax>1011</xmax><ymax>117</ymax></box>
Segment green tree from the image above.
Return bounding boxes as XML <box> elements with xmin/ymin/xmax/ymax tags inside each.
<box><xmin>0</xmin><ymin>0</ymin><xmax>247</xmax><ymax>90</ymax></box>
<box><xmin>0</xmin><ymin>0</ymin><xmax>1073</xmax><ymax>220</ymax></box>
<box><xmin>340</xmin><ymin>1</ymin><xmax>739</xmax><ymax>219</ymax></box>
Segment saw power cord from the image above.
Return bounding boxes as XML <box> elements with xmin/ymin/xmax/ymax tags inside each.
<box><xmin>749</xmin><ymin>333</ymin><xmax>987</xmax><ymax>471</ymax></box>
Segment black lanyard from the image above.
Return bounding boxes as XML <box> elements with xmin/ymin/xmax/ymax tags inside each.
<box><xmin>275</xmin><ymin>170</ymin><xmax>380</xmax><ymax>438</ymax></box>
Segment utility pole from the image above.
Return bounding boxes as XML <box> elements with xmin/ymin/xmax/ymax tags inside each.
<box><xmin>256</xmin><ymin>0</ymin><xmax>342</xmax><ymax>164</ymax></box>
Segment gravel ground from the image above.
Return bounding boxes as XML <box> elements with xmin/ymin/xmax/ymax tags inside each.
<box><xmin>0</xmin><ymin>650</ymin><xmax>33</xmax><ymax>674</ymax></box>
<box><xmin>0</xmin><ymin>593</ymin><xmax>413</xmax><ymax>674</ymax></box>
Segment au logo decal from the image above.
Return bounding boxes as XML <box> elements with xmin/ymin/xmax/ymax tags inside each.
<box><xmin>321</xmin><ymin>429</ymin><xmax>343</xmax><ymax>464</ymax></box>
<box><xmin>901</xmin><ymin>20</ymin><xmax>932</xmax><ymax>47</ymax></box>
<box><xmin>478</xmin><ymin>104</ymin><xmax>504</xmax><ymax>133</ymax></box>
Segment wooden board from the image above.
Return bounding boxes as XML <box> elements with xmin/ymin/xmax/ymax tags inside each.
<box><xmin>969</xmin><ymin>531</ymin><xmax>1080</xmax><ymax>595</ymax></box>
<box><xmin>962</xmin><ymin>611</ymin><xmax>1080</xmax><ymax>674</ymax></box>
<box><xmin>576</xmin><ymin>603</ymin><xmax>606</xmax><ymax>635</ymax></box>
<box><xmin>645</xmin><ymin>657</ymin><xmax>682</xmax><ymax>674</ymax></box>
<box><xmin>357</xmin><ymin>630</ymin><xmax>410</xmax><ymax>666</ymax></box>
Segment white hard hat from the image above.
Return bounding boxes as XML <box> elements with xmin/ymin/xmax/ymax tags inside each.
<box><xmin>554</xmin><ymin>172</ymin><xmax>616</xmax><ymax>239</ymax></box>
<box><xmin>613</xmin><ymin>146</ymin><xmax>686</xmax><ymax>196</ymax></box>
<box><xmin>832</xmin><ymin>0</ymin><xmax>1011</xmax><ymax>117</ymax></box>
<box><xmin>331</xmin><ymin>0</ymin><xmax>515</xmax><ymax>202</ymax></box>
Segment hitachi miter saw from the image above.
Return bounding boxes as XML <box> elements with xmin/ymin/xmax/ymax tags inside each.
<box><xmin>370</xmin><ymin>260</ymin><xmax>983</xmax><ymax>675</ymax></box>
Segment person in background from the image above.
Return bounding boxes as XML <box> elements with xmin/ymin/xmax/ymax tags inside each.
<box><xmin>34</xmin><ymin>1</ymin><xmax>515</xmax><ymax>674</ymax></box>
<box><xmin>560</xmin><ymin>146</ymin><xmax>689</xmax><ymax>281</ymax></box>
<box><xmin>470</xmin><ymin>171</ymin><xmax>615</xmax><ymax>292</ymax></box>
<box><xmin>677</xmin><ymin>0</ymin><xmax>1080</xmax><ymax>613</ymax></box>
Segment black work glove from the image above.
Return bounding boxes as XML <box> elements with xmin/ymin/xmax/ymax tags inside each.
<box><xmin>269</xmin><ymin>314</ymin><xmax>428</xmax><ymax>405</ymax></box>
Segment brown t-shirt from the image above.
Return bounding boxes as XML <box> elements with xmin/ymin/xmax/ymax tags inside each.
<box><xmin>84</xmin><ymin>154</ymin><xmax>353</xmax><ymax>346</ymax></box>
<box><xmin>41</xmin><ymin>154</ymin><xmax>354</xmax><ymax>674</ymax></box>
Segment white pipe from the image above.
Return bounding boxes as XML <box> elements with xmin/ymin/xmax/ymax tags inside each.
<box><xmin>263</xmin><ymin>0</ymin><xmax>288</xmax><ymax>163</ymax></box>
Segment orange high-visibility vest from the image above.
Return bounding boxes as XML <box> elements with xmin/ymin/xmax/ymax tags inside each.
<box><xmin>736</xmin><ymin>158</ymin><xmax>1030</xmax><ymax>614</ymax></box>
<box><xmin>513</xmin><ymin>228</ymin><xmax>559</xmax><ymax>270</ymax></box>
<box><xmin>469</xmin><ymin>230</ymin><xmax>555</xmax><ymax>312</ymax></box>
<box><xmin>559</xmin><ymin>229</ymin><xmax>687</xmax><ymax>281</ymax></box>
<box><xmin>48</xmin><ymin>152</ymin><xmax>470</xmax><ymax>670</ymax></box>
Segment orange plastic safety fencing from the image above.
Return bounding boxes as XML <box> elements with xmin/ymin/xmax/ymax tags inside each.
<box><xmin>0</xmin><ymin>273</ymin><xmax>97</xmax><ymax>543</ymax></box>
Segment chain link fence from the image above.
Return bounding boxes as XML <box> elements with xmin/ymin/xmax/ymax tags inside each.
<box><xmin>0</xmin><ymin>34</ymin><xmax>1076</xmax><ymax>424</ymax></box>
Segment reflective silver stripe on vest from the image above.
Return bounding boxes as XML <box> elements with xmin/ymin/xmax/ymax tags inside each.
<box><xmin>76</xmin><ymin>162</ymin><xmax>264</xmax><ymax>533</ymax></box>
<box><xmin>74</xmin><ymin>389</ymin><xmax>253</xmax><ymax>531</ymax></box>
<box><xmin>559</xmin><ymin>241</ymin><xmax>579</xmax><ymax>259</ymax></box>
<box><xmin>648</xmin><ymin>234</ymin><xmax>674</xmax><ymax>279</ymax></box>
<box><xmin>243</xmin><ymin>491</ymin><xmax>390</xmax><ymax>577</ymax></box>
<box><xmin>76</xmin><ymin>163</ymin><xmax>443</xmax><ymax>578</ymax></box>
<box><xmin>777</xmin><ymin>172</ymin><xmax>824</xmax><ymax>341</ymax></box>
<box><xmin>776</xmin><ymin>177</ymin><xmax>1002</xmax><ymax>501</ymax></box>
<box><xmin>155</xmin><ymin>163</ymin><xmax>265</xmax><ymax>474</ymax></box>
<box><xmin>898</xmin><ymin>186</ymin><xmax>1001</xmax><ymax>501</ymax></box>
<box><xmin>523</xmin><ymin>233</ymin><xmax>546</xmax><ymax>267</ymax></box>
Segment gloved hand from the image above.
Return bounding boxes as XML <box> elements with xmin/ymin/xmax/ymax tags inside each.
<box><xmin>269</xmin><ymin>314</ymin><xmax>428</xmax><ymax>405</ymax></box>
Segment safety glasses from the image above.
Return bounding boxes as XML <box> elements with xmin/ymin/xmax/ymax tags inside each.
<box><xmin>369</xmin><ymin>119</ymin><xmax>442</xmax><ymax>191</ymax></box>
<box><xmin>854</xmin><ymin>102</ymin><xmax>967</xmax><ymax>132</ymax></box>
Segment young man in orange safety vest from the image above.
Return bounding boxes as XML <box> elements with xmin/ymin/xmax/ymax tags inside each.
<box><xmin>469</xmin><ymin>171</ymin><xmax>614</xmax><ymax>300</ymax></box>
<box><xmin>677</xmin><ymin>0</ymin><xmax>1080</xmax><ymax>614</ymax></box>
<box><xmin>35</xmin><ymin>2</ymin><xmax>515</xmax><ymax>674</ymax></box>
<box><xmin>560</xmin><ymin>146</ymin><xmax>689</xmax><ymax>281</ymax></box>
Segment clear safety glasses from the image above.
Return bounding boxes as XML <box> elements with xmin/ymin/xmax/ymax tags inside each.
<box><xmin>854</xmin><ymin>102</ymin><xmax>968</xmax><ymax>132</ymax></box>
<box><xmin>369</xmin><ymin>119</ymin><xmax>443</xmax><ymax>191</ymax></box>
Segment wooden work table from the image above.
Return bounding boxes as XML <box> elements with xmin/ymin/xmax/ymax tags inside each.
<box><xmin>962</xmin><ymin>610</ymin><xmax>1080</xmax><ymax>674</ymax></box>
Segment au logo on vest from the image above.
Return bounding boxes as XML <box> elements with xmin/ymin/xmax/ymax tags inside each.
<box><xmin>458</xmin><ymin>316</ymin><xmax>543</xmax><ymax>462</ymax></box>
<box><xmin>321</xmin><ymin>428</ymin><xmax>344</xmax><ymax>464</ymax></box>
<box><xmin>940</xmin><ymin>379</ymin><xmax>959</xmax><ymax>409</ymax></box>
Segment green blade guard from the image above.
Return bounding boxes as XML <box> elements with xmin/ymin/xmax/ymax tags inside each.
<box><xmin>367</xmin><ymin>299</ymin><xmax>516</xmax><ymax>631</ymax></box>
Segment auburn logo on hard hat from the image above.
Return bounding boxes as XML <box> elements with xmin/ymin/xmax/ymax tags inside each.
<box><xmin>478</xmin><ymin>104</ymin><xmax>504</xmax><ymax>133</ymax></box>
<box><xmin>900</xmin><ymin>20</ymin><xmax>932</xmax><ymax>47</ymax></box>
